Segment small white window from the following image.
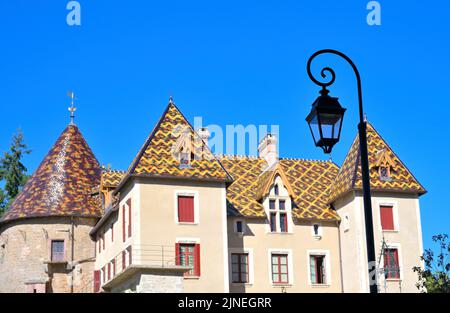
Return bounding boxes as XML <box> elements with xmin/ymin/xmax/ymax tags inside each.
<box><xmin>234</xmin><ymin>219</ymin><xmax>245</xmax><ymax>235</ymax></box>
<box><xmin>312</xmin><ymin>223</ymin><xmax>322</xmax><ymax>239</ymax></box>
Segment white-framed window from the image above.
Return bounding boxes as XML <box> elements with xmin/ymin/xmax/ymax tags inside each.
<box><xmin>265</xmin><ymin>177</ymin><xmax>292</xmax><ymax>234</ymax></box>
<box><xmin>268</xmin><ymin>249</ymin><xmax>293</xmax><ymax>286</ymax></box>
<box><xmin>380</xmin><ymin>243</ymin><xmax>403</xmax><ymax>281</ymax></box>
<box><xmin>229</xmin><ymin>248</ymin><xmax>254</xmax><ymax>285</ymax></box>
<box><xmin>376</xmin><ymin>201</ymin><xmax>399</xmax><ymax>232</ymax></box>
<box><xmin>174</xmin><ymin>190</ymin><xmax>200</xmax><ymax>225</ymax></box>
<box><xmin>311</xmin><ymin>222</ymin><xmax>322</xmax><ymax>239</ymax></box>
<box><xmin>307</xmin><ymin>250</ymin><xmax>331</xmax><ymax>286</ymax></box>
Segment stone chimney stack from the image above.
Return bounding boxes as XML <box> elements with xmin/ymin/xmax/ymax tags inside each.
<box><xmin>258</xmin><ymin>134</ymin><xmax>278</xmax><ymax>168</ymax></box>
<box><xmin>197</xmin><ymin>127</ymin><xmax>211</xmax><ymax>146</ymax></box>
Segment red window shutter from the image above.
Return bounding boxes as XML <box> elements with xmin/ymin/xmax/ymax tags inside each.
<box><xmin>93</xmin><ymin>270</ymin><xmax>101</xmax><ymax>293</ymax></box>
<box><xmin>113</xmin><ymin>259</ymin><xmax>116</xmax><ymax>276</ymax></box>
<box><xmin>107</xmin><ymin>263</ymin><xmax>111</xmax><ymax>281</ymax></box>
<box><xmin>178</xmin><ymin>196</ymin><xmax>195</xmax><ymax>223</ymax></box>
<box><xmin>122</xmin><ymin>205</ymin><xmax>126</xmax><ymax>242</ymax></box>
<box><xmin>194</xmin><ymin>244</ymin><xmax>201</xmax><ymax>277</ymax></box>
<box><xmin>380</xmin><ymin>206</ymin><xmax>394</xmax><ymax>230</ymax></box>
<box><xmin>122</xmin><ymin>251</ymin><xmax>126</xmax><ymax>271</ymax></box>
<box><xmin>127</xmin><ymin>199</ymin><xmax>132</xmax><ymax>237</ymax></box>
<box><xmin>175</xmin><ymin>243</ymin><xmax>181</xmax><ymax>266</ymax></box>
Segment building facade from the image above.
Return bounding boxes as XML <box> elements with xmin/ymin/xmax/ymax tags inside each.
<box><xmin>0</xmin><ymin>98</ymin><xmax>426</xmax><ymax>293</ymax></box>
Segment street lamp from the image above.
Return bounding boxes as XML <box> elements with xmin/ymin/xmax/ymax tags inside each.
<box><xmin>305</xmin><ymin>49</ymin><xmax>378</xmax><ymax>293</ymax></box>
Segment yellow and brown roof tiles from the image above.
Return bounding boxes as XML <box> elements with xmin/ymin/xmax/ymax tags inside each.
<box><xmin>219</xmin><ymin>155</ymin><xmax>340</xmax><ymax>221</ymax></box>
<box><xmin>101</xmin><ymin>170</ymin><xmax>125</xmax><ymax>189</ymax></box>
<box><xmin>329</xmin><ymin>123</ymin><xmax>426</xmax><ymax>202</ymax></box>
<box><xmin>1</xmin><ymin>125</ymin><xmax>102</xmax><ymax>224</ymax></box>
<box><xmin>121</xmin><ymin>101</ymin><xmax>232</xmax><ymax>184</ymax></box>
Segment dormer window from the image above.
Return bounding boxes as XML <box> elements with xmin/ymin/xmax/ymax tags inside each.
<box><xmin>274</xmin><ymin>185</ymin><xmax>279</xmax><ymax>196</ymax></box>
<box><xmin>379</xmin><ymin>166</ymin><xmax>390</xmax><ymax>180</ymax></box>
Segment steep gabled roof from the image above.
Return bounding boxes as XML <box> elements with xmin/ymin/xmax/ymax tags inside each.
<box><xmin>329</xmin><ymin>122</ymin><xmax>426</xmax><ymax>203</ymax></box>
<box><xmin>114</xmin><ymin>100</ymin><xmax>232</xmax><ymax>193</ymax></box>
<box><xmin>1</xmin><ymin>125</ymin><xmax>102</xmax><ymax>224</ymax></box>
<box><xmin>219</xmin><ymin>156</ymin><xmax>340</xmax><ymax>221</ymax></box>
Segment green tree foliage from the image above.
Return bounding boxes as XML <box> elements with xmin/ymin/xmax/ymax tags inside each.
<box><xmin>413</xmin><ymin>234</ymin><xmax>450</xmax><ymax>293</ymax></box>
<box><xmin>0</xmin><ymin>129</ymin><xmax>31</xmax><ymax>216</ymax></box>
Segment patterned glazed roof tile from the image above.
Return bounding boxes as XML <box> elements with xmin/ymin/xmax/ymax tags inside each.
<box><xmin>219</xmin><ymin>155</ymin><xmax>340</xmax><ymax>221</ymax></box>
<box><xmin>121</xmin><ymin>101</ymin><xmax>232</xmax><ymax>185</ymax></box>
<box><xmin>101</xmin><ymin>170</ymin><xmax>125</xmax><ymax>188</ymax></box>
<box><xmin>329</xmin><ymin>122</ymin><xmax>426</xmax><ymax>202</ymax></box>
<box><xmin>1</xmin><ymin>125</ymin><xmax>102</xmax><ymax>224</ymax></box>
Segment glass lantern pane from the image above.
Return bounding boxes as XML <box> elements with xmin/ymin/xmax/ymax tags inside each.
<box><xmin>318</xmin><ymin>113</ymin><xmax>342</xmax><ymax>139</ymax></box>
<box><xmin>308</xmin><ymin>114</ymin><xmax>321</xmax><ymax>144</ymax></box>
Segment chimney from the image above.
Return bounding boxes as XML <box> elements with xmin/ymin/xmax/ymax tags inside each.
<box><xmin>197</xmin><ymin>127</ymin><xmax>211</xmax><ymax>146</ymax></box>
<box><xmin>258</xmin><ymin>134</ymin><xmax>278</xmax><ymax>168</ymax></box>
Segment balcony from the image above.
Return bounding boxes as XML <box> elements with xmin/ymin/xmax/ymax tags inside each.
<box><xmin>101</xmin><ymin>245</ymin><xmax>191</xmax><ymax>292</ymax></box>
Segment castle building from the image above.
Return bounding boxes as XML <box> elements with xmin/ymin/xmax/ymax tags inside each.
<box><xmin>0</xmin><ymin>98</ymin><xmax>426</xmax><ymax>293</ymax></box>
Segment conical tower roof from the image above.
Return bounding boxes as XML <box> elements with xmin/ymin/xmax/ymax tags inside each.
<box><xmin>1</xmin><ymin>124</ymin><xmax>102</xmax><ymax>224</ymax></box>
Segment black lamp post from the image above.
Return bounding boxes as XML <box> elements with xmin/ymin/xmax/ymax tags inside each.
<box><xmin>305</xmin><ymin>49</ymin><xmax>378</xmax><ymax>293</ymax></box>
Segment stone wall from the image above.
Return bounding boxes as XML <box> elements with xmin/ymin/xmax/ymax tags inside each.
<box><xmin>0</xmin><ymin>216</ymin><xmax>97</xmax><ymax>293</ymax></box>
<box><xmin>110</xmin><ymin>271</ymin><xmax>184</xmax><ymax>293</ymax></box>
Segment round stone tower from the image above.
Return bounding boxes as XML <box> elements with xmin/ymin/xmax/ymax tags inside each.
<box><xmin>0</xmin><ymin>123</ymin><xmax>102</xmax><ymax>293</ymax></box>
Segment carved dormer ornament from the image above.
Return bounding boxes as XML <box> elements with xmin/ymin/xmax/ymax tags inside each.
<box><xmin>172</xmin><ymin>125</ymin><xmax>194</xmax><ymax>169</ymax></box>
<box><xmin>373</xmin><ymin>149</ymin><xmax>395</xmax><ymax>181</ymax></box>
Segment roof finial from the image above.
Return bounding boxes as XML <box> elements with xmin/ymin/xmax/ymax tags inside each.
<box><xmin>364</xmin><ymin>113</ymin><xmax>368</xmax><ymax>122</ymax></box>
<box><xmin>68</xmin><ymin>91</ymin><xmax>77</xmax><ymax>125</ymax></box>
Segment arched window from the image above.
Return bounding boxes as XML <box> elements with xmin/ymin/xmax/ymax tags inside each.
<box><xmin>274</xmin><ymin>184</ymin><xmax>279</xmax><ymax>196</ymax></box>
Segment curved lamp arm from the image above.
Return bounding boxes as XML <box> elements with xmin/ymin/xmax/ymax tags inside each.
<box><xmin>306</xmin><ymin>49</ymin><xmax>365</xmax><ymax>124</ymax></box>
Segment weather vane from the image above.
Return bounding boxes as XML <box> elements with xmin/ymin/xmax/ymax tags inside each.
<box><xmin>68</xmin><ymin>91</ymin><xmax>77</xmax><ymax>125</ymax></box>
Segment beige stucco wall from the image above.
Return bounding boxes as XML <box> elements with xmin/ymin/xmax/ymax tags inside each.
<box><xmin>335</xmin><ymin>191</ymin><xmax>424</xmax><ymax>293</ymax></box>
<box><xmin>95</xmin><ymin>177</ymin><xmax>229</xmax><ymax>293</ymax></box>
<box><xmin>0</xmin><ymin>217</ymin><xmax>97</xmax><ymax>293</ymax></box>
<box><xmin>138</xmin><ymin>178</ymin><xmax>229</xmax><ymax>293</ymax></box>
<box><xmin>228</xmin><ymin>218</ymin><xmax>342</xmax><ymax>293</ymax></box>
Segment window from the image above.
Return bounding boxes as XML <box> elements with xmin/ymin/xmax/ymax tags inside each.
<box><xmin>122</xmin><ymin>205</ymin><xmax>126</xmax><ymax>242</ymax></box>
<box><xmin>384</xmin><ymin>248</ymin><xmax>400</xmax><ymax>279</ymax></box>
<box><xmin>274</xmin><ymin>185</ymin><xmax>279</xmax><ymax>196</ymax></box>
<box><xmin>271</xmin><ymin>254</ymin><xmax>288</xmax><ymax>284</ymax></box>
<box><xmin>280</xmin><ymin>213</ymin><xmax>288</xmax><ymax>233</ymax></box>
<box><xmin>268</xmin><ymin>198</ymin><xmax>289</xmax><ymax>233</ymax></box>
<box><xmin>111</xmin><ymin>223</ymin><xmax>114</xmax><ymax>242</ymax></box>
<box><xmin>51</xmin><ymin>240</ymin><xmax>65</xmax><ymax>262</ymax></box>
<box><xmin>269</xmin><ymin>200</ymin><xmax>276</xmax><ymax>210</ymax></box>
<box><xmin>312</xmin><ymin>224</ymin><xmax>321</xmax><ymax>237</ymax></box>
<box><xmin>94</xmin><ymin>270</ymin><xmax>101</xmax><ymax>293</ymax></box>
<box><xmin>379</xmin><ymin>166</ymin><xmax>391</xmax><ymax>180</ymax></box>
<box><xmin>231</xmin><ymin>253</ymin><xmax>249</xmax><ymax>283</ymax></box>
<box><xmin>380</xmin><ymin>205</ymin><xmax>395</xmax><ymax>230</ymax></box>
<box><xmin>107</xmin><ymin>263</ymin><xmax>111</xmax><ymax>281</ymax></box>
<box><xmin>310</xmin><ymin>255</ymin><xmax>326</xmax><ymax>284</ymax></box>
<box><xmin>178</xmin><ymin>196</ymin><xmax>195</xmax><ymax>223</ymax></box>
<box><xmin>177</xmin><ymin>243</ymin><xmax>201</xmax><ymax>277</ymax></box>
<box><xmin>127</xmin><ymin>199</ymin><xmax>132</xmax><ymax>238</ymax></box>
<box><xmin>269</xmin><ymin>212</ymin><xmax>277</xmax><ymax>232</ymax></box>
<box><xmin>102</xmin><ymin>267</ymin><xmax>106</xmax><ymax>284</ymax></box>
<box><xmin>236</xmin><ymin>221</ymin><xmax>243</xmax><ymax>233</ymax></box>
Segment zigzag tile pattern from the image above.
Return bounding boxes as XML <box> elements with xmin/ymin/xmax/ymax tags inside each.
<box><xmin>101</xmin><ymin>170</ymin><xmax>125</xmax><ymax>188</ymax></box>
<box><xmin>1</xmin><ymin>125</ymin><xmax>102</xmax><ymax>223</ymax></box>
<box><xmin>131</xmin><ymin>103</ymin><xmax>232</xmax><ymax>181</ymax></box>
<box><xmin>329</xmin><ymin>123</ymin><xmax>426</xmax><ymax>202</ymax></box>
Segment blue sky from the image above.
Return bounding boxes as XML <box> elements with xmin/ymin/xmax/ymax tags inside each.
<box><xmin>0</xmin><ymin>1</ymin><xmax>449</xmax><ymax>251</ymax></box>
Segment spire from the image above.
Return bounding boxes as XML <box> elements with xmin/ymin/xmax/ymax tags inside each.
<box><xmin>68</xmin><ymin>91</ymin><xmax>77</xmax><ymax>125</ymax></box>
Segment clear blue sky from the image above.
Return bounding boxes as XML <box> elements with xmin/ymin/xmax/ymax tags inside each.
<box><xmin>0</xmin><ymin>1</ymin><xmax>449</xmax><ymax>251</ymax></box>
